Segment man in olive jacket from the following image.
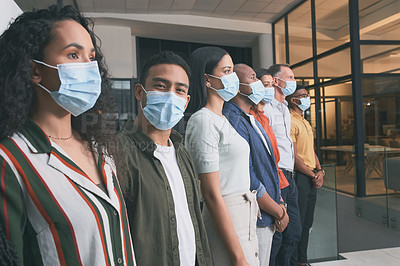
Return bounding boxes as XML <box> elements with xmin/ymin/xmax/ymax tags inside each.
<box><xmin>117</xmin><ymin>51</ymin><xmax>212</xmax><ymax>266</ymax></box>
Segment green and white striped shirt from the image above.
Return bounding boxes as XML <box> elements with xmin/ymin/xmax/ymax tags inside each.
<box><xmin>0</xmin><ymin>120</ymin><xmax>136</xmax><ymax>266</ymax></box>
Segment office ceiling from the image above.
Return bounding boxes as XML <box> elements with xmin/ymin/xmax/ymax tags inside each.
<box><xmin>15</xmin><ymin>0</ymin><xmax>301</xmax><ymax>23</ymax></box>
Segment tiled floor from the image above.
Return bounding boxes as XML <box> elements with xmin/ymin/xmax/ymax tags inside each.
<box><xmin>313</xmin><ymin>247</ymin><xmax>400</xmax><ymax>266</ymax></box>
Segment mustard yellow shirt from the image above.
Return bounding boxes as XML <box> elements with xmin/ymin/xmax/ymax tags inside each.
<box><xmin>290</xmin><ymin>109</ymin><xmax>316</xmax><ymax>170</ymax></box>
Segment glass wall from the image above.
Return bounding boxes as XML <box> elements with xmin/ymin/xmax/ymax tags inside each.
<box><xmin>359</xmin><ymin>0</ymin><xmax>400</xmax><ymax>41</ymax></box>
<box><xmin>317</xmin><ymin>79</ymin><xmax>355</xmax><ymax>194</ymax></box>
<box><xmin>361</xmin><ymin>45</ymin><xmax>400</xmax><ymax>74</ymax></box>
<box><xmin>111</xmin><ymin>79</ymin><xmax>137</xmax><ymax>131</ymax></box>
<box><xmin>315</xmin><ymin>0</ymin><xmax>349</xmax><ymax>54</ymax></box>
<box><xmin>274</xmin><ymin>0</ymin><xmax>400</xmax><ymax>232</ymax></box>
<box><xmin>274</xmin><ymin>18</ymin><xmax>286</xmax><ymax>64</ymax></box>
<box><xmin>137</xmin><ymin>37</ymin><xmax>253</xmax><ymax>78</ymax></box>
<box><xmin>288</xmin><ymin>1</ymin><xmax>313</xmax><ymax>64</ymax></box>
<box><xmin>308</xmin><ymin>164</ymin><xmax>338</xmax><ymax>262</ymax></box>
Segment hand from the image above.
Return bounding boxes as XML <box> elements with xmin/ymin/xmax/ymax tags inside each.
<box><xmin>313</xmin><ymin>171</ymin><xmax>324</xmax><ymax>188</ymax></box>
<box><xmin>274</xmin><ymin>206</ymin><xmax>289</xmax><ymax>232</ymax></box>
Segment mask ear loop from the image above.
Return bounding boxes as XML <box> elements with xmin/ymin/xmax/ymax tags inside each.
<box><xmin>138</xmin><ymin>84</ymin><xmax>148</xmax><ymax>110</ymax></box>
<box><xmin>206</xmin><ymin>74</ymin><xmax>222</xmax><ymax>92</ymax></box>
<box><xmin>32</xmin><ymin>59</ymin><xmax>58</xmax><ymax>69</ymax></box>
<box><xmin>238</xmin><ymin>83</ymin><xmax>252</xmax><ymax>97</ymax></box>
<box><xmin>274</xmin><ymin>76</ymin><xmax>284</xmax><ymax>90</ymax></box>
<box><xmin>32</xmin><ymin>59</ymin><xmax>59</xmax><ymax>93</ymax></box>
<box><xmin>35</xmin><ymin>83</ymin><xmax>52</xmax><ymax>94</ymax></box>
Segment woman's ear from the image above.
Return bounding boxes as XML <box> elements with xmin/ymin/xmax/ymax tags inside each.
<box><xmin>30</xmin><ymin>60</ymin><xmax>42</xmax><ymax>84</ymax></box>
<box><xmin>204</xmin><ymin>74</ymin><xmax>211</xmax><ymax>88</ymax></box>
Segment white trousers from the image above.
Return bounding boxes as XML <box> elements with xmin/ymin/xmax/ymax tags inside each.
<box><xmin>256</xmin><ymin>225</ymin><xmax>275</xmax><ymax>266</ymax></box>
<box><xmin>202</xmin><ymin>191</ymin><xmax>260</xmax><ymax>266</ymax></box>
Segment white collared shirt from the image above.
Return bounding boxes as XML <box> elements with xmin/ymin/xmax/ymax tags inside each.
<box><xmin>264</xmin><ymin>97</ymin><xmax>294</xmax><ymax>171</ymax></box>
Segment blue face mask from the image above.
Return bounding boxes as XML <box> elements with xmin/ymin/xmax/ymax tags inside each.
<box><xmin>207</xmin><ymin>72</ymin><xmax>239</xmax><ymax>101</ymax></box>
<box><xmin>33</xmin><ymin>60</ymin><xmax>102</xmax><ymax>117</ymax></box>
<box><xmin>239</xmin><ymin>80</ymin><xmax>266</xmax><ymax>104</ymax></box>
<box><xmin>263</xmin><ymin>86</ymin><xmax>275</xmax><ymax>104</ymax></box>
<box><xmin>297</xmin><ymin>96</ymin><xmax>311</xmax><ymax>111</ymax></box>
<box><xmin>277</xmin><ymin>77</ymin><xmax>297</xmax><ymax>96</ymax></box>
<box><xmin>140</xmin><ymin>85</ymin><xmax>187</xmax><ymax>130</ymax></box>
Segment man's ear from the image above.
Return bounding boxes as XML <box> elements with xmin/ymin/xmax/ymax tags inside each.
<box><xmin>184</xmin><ymin>95</ymin><xmax>191</xmax><ymax>110</ymax></box>
<box><xmin>30</xmin><ymin>60</ymin><xmax>42</xmax><ymax>84</ymax></box>
<box><xmin>134</xmin><ymin>83</ymin><xmax>144</xmax><ymax>103</ymax></box>
<box><xmin>290</xmin><ymin>97</ymin><xmax>300</xmax><ymax>105</ymax></box>
<box><xmin>272</xmin><ymin>76</ymin><xmax>279</xmax><ymax>86</ymax></box>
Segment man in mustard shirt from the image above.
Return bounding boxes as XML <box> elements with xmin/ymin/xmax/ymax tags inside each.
<box><xmin>288</xmin><ymin>86</ymin><xmax>325</xmax><ymax>266</ymax></box>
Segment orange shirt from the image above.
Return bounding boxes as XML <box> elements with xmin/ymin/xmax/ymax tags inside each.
<box><xmin>250</xmin><ymin>107</ymin><xmax>289</xmax><ymax>189</ymax></box>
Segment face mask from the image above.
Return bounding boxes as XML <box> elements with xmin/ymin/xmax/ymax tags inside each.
<box><xmin>239</xmin><ymin>80</ymin><xmax>266</xmax><ymax>104</ymax></box>
<box><xmin>33</xmin><ymin>60</ymin><xmax>102</xmax><ymax>117</ymax></box>
<box><xmin>296</xmin><ymin>96</ymin><xmax>311</xmax><ymax>111</ymax></box>
<box><xmin>207</xmin><ymin>72</ymin><xmax>239</xmax><ymax>101</ymax></box>
<box><xmin>140</xmin><ymin>85</ymin><xmax>187</xmax><ymax>130</ymax></box>
<box><xmin>262</xmin><ymin>87</ymin><xmax>275</xmax><ymax>104</ymax></box>
<box><xmin>276</xmin><ymin>77</ymin><xmax>297</xmax><ymax>96</ymax></box>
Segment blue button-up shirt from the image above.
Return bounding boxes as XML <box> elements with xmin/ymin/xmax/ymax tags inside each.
<box><xmin>223</xmin><ymin>102</ymin><xmax>281</xmax><ymax>227</ymax></box>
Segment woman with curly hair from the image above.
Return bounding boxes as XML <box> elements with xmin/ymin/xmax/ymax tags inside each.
<box><xmin>0</xmin><ymin>5</ymin><xmax>136</xmax><ymax>265</ymax></box>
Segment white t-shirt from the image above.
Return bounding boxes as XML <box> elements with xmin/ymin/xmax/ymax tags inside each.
<box><xmin>185</xmin><ymin>107</ymin><xmax>250</xmax><ymax>196</ymax></box>
<box><xmin>154</xmin><ymin>140</ymin><xmax>196</xmax><ymax>266</ymax></box>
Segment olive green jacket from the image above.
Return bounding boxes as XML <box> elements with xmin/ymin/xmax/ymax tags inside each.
<box><xmin>117</xmin><ymin>120</ymin><xmax>212</xmax><ymax>266</ymax></box>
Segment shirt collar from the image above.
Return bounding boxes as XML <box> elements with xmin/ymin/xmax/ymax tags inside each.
<box><xmin>18</xmin><ymin>119</ymin><xmax>52</xmax><ymax>154</ymax></box>
<box><xmin>271</xmin><ymin>97</ymin><xmax>288</xmax><ymax>108</ymax></box>
<box><xmin>290</xmin><ymin>108</ymin><xmax>304</xmax><ymax>120</ymax></box>
<box><xmin>122</xmin><ymin>119</ymin><xmax>183</xmax><ymax>155</ymax></box>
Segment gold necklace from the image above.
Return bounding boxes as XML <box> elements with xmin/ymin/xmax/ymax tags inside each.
<box><xmin>48</xmin><ymin>134</ymin><xmax>73</xmax><ymax>141</ymax></box>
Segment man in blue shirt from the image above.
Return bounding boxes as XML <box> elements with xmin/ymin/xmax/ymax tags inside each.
<box><xmin>223</xmin><ymin>63</ymin><xmax>289</xmax><ymax>265</ymax></box>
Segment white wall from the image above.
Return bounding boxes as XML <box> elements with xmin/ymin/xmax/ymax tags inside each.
<box><xmin>258</xmin><ymin>33</ymin><xmax>274</xmax><ymax>69</ymax></box>
<box><xmin>0</xmin><ymin>0</ymin><xmax>22</xmax><ymax>34</ymax></box>
<box><xmin>93</xmin><ymin>25</ymin><xmax>134</xmax><ymax>78</ymax></box>
<box><xmin>131</xmin><ymin>36</ymin><xmax>137</xmax><ymax>78</ymax></box>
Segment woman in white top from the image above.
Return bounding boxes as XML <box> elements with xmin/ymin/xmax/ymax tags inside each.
<box><xmin>185</xmin><ymin>46</ymin><xmax>259</xmax><ymax>266</ymax></box>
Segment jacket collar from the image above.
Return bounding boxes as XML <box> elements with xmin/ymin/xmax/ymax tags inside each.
<box><xmin>224</xmin><ymin>101</ymin><xmax>248</xmax><ymax>116</ymax></box>
<box><xmin>122</xmin><ymin>119</ymin><xmax>183</xmax><ymax>156</ymax></box>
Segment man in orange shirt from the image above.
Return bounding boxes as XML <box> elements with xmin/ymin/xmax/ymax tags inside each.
<box><xmin>252</xmin><ymin>69</ymin><xmax>302</xmax><ymax>266</ymax></box>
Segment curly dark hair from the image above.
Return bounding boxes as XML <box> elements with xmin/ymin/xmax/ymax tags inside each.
<box><xmin>0</xmin><ymin>5</ymin><xmax>117</xmax><ymax>156</ymax></box>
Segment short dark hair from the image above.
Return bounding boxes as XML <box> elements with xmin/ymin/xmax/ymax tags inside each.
<box><xmin>139</xmin><ymin>51</ymin><xmax>191</xmax><ymax>86</ymax></box>
<box><xmin>267</xmin><ymin>64</ymin><xmax>291</xmax><ymax>77</ymax></box>
<box><xmin>186</xmin><ymin>46</ymin><xmax>228</xmax><ymax>114</ymax></box>
<box><xmin>255</xmin><ymin>68</ymin><xmax>271</xmax><ymax>80</ymax></box>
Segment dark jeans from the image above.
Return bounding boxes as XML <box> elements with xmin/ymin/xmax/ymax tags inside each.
<box><xmin>291</xmin><ymin>171</ymin><xmax>317</xmax><ymax>265</ymax></box>
<box><xmin>269</xmin><ymin>171</ymin><xmax>302</xmax><ymax>266</ymax></box>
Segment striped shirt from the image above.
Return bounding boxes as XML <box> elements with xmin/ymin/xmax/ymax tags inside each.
<box><xmin>0</xmin><ymin>120</ymin><xmax>136</xmax><ymax>266</ymax></box>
